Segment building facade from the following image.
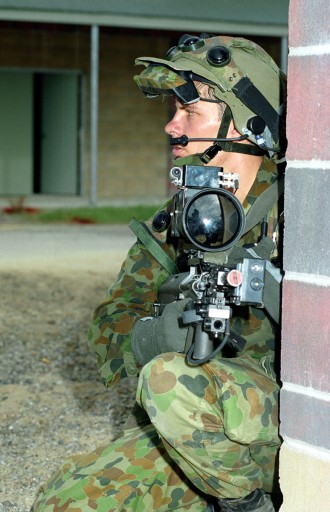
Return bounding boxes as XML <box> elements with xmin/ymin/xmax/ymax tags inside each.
<box><xmin>0</xmin><ymin>1</ymin><xmax>288</xmax><ymax>203</ymax></box>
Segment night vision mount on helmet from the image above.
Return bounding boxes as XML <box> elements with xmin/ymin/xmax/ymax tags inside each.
<box><xmin>134</xmin><ymin>33</ymin><xmax>287</xmax><ymax>161</ymax></box>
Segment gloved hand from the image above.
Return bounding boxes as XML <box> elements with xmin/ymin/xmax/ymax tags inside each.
<box><xmin>131</xmin><ymin>298</ymin><xmax>192</xmax><ymax>366</ymax></box>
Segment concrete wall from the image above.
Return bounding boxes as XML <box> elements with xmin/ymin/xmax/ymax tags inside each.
<box><xmin>0</xmin><ymin>0</ymin><xmax>290</xmax><ymax>36</ymax></box>
<box><xmin>279</xmin><ymin>0</ymin><xmax>330</xmax><ymax>510</ymax></box>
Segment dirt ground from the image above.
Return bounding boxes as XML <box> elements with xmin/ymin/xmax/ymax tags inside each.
<box><xmin>0</xmin><ymin>222</ymin><xmax>138</xmax><ymax>511</ymax></box>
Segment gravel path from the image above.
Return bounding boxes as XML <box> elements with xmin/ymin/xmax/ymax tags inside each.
<box><xmin>0</xmin><ymin>221</ymin><xmax>138</xmax><ymax>511</ymax></box>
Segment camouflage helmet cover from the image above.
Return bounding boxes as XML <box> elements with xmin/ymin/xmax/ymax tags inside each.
<box><xmin>134</xmin><ymin>34</ymin><xmax>286</xmax><ymax>156</ymax></box>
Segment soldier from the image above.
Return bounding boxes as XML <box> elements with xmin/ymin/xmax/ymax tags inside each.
<box><xmin>33</xmin><ymin>34</ymin><xmax>286</xmax><ymax>512</ymax></box>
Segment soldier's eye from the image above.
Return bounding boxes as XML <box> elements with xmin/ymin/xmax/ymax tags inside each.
<box><xmin>186</xmin><ymin>107</ymin><xmax>195</xmax><ymax>116</ymax></box>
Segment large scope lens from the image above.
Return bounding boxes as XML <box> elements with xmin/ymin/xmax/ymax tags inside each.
<box><xmin>183</xmin><ymin>188</ymin><xmax>245</xmax><ymax>252</ymax></box>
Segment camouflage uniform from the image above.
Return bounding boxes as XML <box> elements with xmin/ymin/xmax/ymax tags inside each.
<box><xmin>33</xmin><ymin>160</ymin><xmax>282</xmax><ymax>511</ymax></box>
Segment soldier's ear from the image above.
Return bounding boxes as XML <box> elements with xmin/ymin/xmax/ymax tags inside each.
<box><xmin>226</xmin><ymin>120</ymin><xmax>241</xmax><ymax>137</ymax></box>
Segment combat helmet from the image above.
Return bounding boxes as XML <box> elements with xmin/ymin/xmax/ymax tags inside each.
<box><xmin>134</xmin><ymin>34</ymin><xmax>287</xmax><ymax>161</ymax></box>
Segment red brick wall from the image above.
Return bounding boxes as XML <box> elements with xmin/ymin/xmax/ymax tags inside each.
<box><xmin>280</xmin><ymin>0</ymin><xmax>330</xmax><ymax>508</ymax></box>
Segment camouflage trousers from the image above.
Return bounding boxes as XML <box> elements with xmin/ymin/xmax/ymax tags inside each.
<box><xmin>33</xmin><ymin>353</ymin><xmax>280</xmax><ymax>511</ymax></box>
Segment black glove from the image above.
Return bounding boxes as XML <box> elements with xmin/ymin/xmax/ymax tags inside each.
<box><xmin>131</xmin><ymin>299</ymin><xmax>192</xmax><ymax>366</ymax></box>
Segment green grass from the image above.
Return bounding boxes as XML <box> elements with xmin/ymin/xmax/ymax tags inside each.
<box><xmin>27</xmin><ymin>205</ymin><xmax>160</xmax><ymax>224</ymax></box>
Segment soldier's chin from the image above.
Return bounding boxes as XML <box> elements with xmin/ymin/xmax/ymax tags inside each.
<box><xmin>171</xmin><ymin>147</ymin><xmax>185</xmax><ymax>159</ymax></box>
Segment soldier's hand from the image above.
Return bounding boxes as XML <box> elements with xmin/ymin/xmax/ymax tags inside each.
<box><xmin>131</xmin><ymin>299</ymin><xmax>192</xmax><ymax>366</ymax></box>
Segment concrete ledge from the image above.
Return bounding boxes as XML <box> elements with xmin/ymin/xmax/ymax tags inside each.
<box><xmin>279</xmin><ymin>438</ymin><xmax>330</xmax><ymax>512</ymax></box>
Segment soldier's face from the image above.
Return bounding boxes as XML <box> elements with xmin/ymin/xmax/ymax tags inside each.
<box><xmin>165</xmin><ymin>97</ymin><xmax>221</xmax><ymax>162</ymax></box>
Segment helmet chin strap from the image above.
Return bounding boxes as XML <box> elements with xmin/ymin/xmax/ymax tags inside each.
<box><xmin>200</xmin><ymin>105</ymin><xmax>265</xmax><ymax>163</ymax></box>
<box><xmin>172</xmin><ymin>106</ymin><xmax>266</xmax><ymax>167</ymax></box>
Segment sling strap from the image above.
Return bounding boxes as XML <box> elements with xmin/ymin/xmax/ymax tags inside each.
<box><xmin>243</xmin><ymin>175</ymin><xmax>284</xmax><ymax>235</ymax></box>
<box><xmin>129</xmin><ymin>218</ymin><xmax>177</xmax><ymax>275</ymax></box>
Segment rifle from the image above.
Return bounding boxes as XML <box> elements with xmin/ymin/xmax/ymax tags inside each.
<box><xmin>154</xmin><ymin>249</ymin><xmax>266</xmax><ymax>365</ymax></box>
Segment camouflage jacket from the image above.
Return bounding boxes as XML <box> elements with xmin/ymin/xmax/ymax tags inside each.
<box><xmin>88</xmin><ymin>160</ymin><xmax>283</xmax><ymax>388</ymax></box>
